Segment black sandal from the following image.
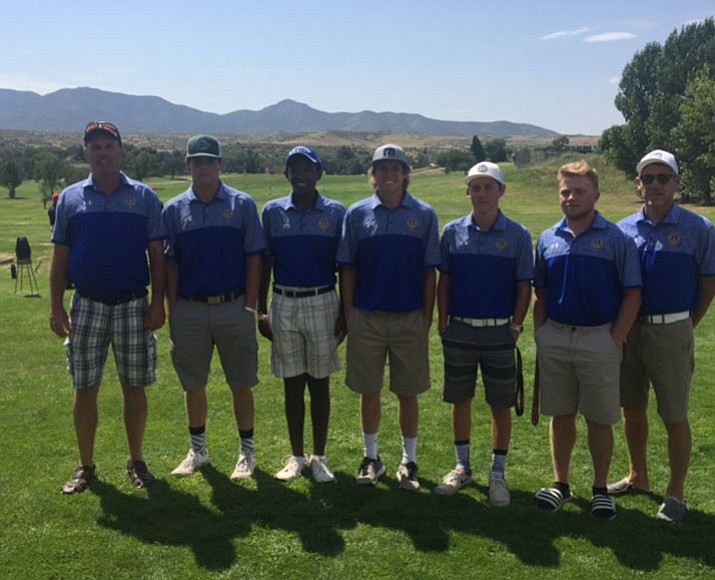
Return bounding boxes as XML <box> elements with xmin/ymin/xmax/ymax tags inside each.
<box><xmin>127</xmin><ymin>460</ymin><xmax>155</xmax><ymax>488</ymax></box>
<box><xmin>61</xmin><ymin>465</ymin><xmax>95</xmax><ymax>494</ymax></box>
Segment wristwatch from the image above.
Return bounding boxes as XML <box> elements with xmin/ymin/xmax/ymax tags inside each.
<box><xmin>510</xmin><ymin>323</ymin><xmax>524</xmax><ymax>335</ymax></box>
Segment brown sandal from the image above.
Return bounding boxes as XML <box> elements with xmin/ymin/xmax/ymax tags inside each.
<box><xmin>127</xmin><ymin>460</ymin><xmax>155</xmax><ymax>488</ymax></box>
<box><xmin>61</xmin><ymin>465</ymin><xmax>95</xmax><ymax>494</ymax></box>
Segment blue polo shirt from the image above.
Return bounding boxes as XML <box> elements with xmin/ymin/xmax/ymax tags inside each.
<box><xmin>618</xmin><ymin>204</ymin><xmax>715</xmax><ymax>315</ymax></box>
<box><xmin>163</xmin><ymin>183</ymin><xmax>266</xmax><ymax>297</ymax></box>
<box><xmin>534</xmin><ymin>212</ymin><xmax>642</xmax><ymax>326</ymax></box>
<box><xmin>337</xmin><ymin>192</ymin><xmax>440</xmax><ymax>312</ymax></box>
<box><xmin>261</xmin><ymin>193</ymin><xmax>346</xmax><ymax>288</ymax></box>
<box><xmin>440</xmin><ymin>211</ymin><xmax>533</xmax><ymax>318</ymax></box>
<box><xmin>51</xmin><ymin>172</ymin><xmax>165</xmax><ymax>296</ymax></box>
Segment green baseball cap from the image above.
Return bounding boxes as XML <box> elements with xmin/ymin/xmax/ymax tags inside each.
<box><xmin>186</xmin><ymin>134</ymin><xmax>222</xmax><ymax>159</ymax></box>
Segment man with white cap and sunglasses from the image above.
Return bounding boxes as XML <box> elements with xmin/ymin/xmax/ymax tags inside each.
<box><xmin>608</xmin><ymin>149</ymin><xmax>715</xmax><ymax>523</ymax></box>
<box><xmin>434</xmin><ymin>162</ymin><xmax>532</xmax><ymax>505</ymax></box>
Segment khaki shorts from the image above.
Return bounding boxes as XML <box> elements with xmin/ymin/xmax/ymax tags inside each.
<box><xmin>269</xmin><ymin>288</ymin><xmax>341</xmax><ymax>379</ymax></box>
<box><xmin>346</xmin><ymin>309</ymin><xmax>431</xmax><ymax>396</ymax></box>
<box><xmin>620</xmin><ymin>318</ymin><xmax>694</xmax><ymax>423</ymax></box>
<box><xmin>535</xmin><ymin>319</ymin><xmax>621</xmax><ymax>425</ymax></box>
<box><xmin>169</xmin><ymin>295</ymin><xmax>258</xmax><ymax>391</ymax></box>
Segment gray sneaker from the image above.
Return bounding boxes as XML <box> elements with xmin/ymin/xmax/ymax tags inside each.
<box><xmin>171</xmin><ymin>449</ymin><xmax>210</xmax><ymax>478</ymax></box>
<box><xmin>488</xmin><ymin>473</ymin><xmax>511</xmax><ymax>507</ymax></box>
<box><xmin>275</xmin><ymin>455</ymin><xmax>307</xmax><ymax>482</ymax></box>
<box><xmin>657</xmin><ymin>496</ymin><xmax>687</xmax><ymax>523</ymax></box>
<box><xmin>309</xmin><ymin>455</ymin><xmax>336</xmax><ymax>483</ymax></box>
<box><xmin>230</xmin><ymin>452</ymin><xmax>255</xmax><ymax>481</ymax></box>
<box><xmin>435</xmin><ymin>467</ymin><xmax>473</xmax><ymax>496</ymax></box>
<box><xmin>396</xmin><ymin>461</ymin><xmax>420</xmax><ymax>491</ymax></box>
<box><xmin>356</xmin><ymin>456</ymin><xmax>385</xmax><ymax>485</ymax></box>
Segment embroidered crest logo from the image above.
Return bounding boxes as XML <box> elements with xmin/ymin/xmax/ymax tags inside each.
<box><xmin>667</xmin><ymin>233</ymin><xmax>681</xmax><ymax>246</ymax></box>
<box><xmin>318</xmin><ymin>219</ymin><xmax>330</xmax><ymax>231</ymax></box>
<box><xmin>591</xmin><ymin>239</ymin><xmax>605</xmax><ymax>250</ymax></box>
<box><xmin>222</xmin><ymin>210</ymin><xmax>235</xmax><ymax>221</ymax></box>
<box><xmin>406</xmin><ymin>218</ymin><xmax>418</xmax><ymax>230</ymax></box>
<box><xmin>124</xmin><ymin>196</ymin><xmax>138</xmax><ymax>208</ymax></box>
<box><xmin>495</xmin><ymin>239</ymin><xmax>508</xmax><ymax>251</ymax></box>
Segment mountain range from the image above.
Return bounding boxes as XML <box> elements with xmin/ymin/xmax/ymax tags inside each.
<box><xmin>0</xmin><ymin>87</ymin><xmax>559</xmax><ymax>138</ymax></box>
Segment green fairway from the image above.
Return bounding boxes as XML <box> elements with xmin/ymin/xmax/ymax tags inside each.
<box><xmin>2</xmin><ymin>156</ymin><xmax>715</xmax><ymax>579</ymax></box>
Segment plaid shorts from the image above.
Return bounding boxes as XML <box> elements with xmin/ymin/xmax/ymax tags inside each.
<box><xmin>269</xmin><ymin>288</ymin><xmax>341</xmax><ymax>379</ymax></box>
<box><xmin>66</xmin><ymin>293</ymin><xmax>157</xmax><ymax>390</ymax></box>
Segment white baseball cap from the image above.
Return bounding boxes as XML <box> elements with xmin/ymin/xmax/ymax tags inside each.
<box><xmin>465</xmin><ymin>162</ymin><xmax>504</xmax><ymax>186</ymax></box>
<box><xmin>636</xmin><ymin>149</ymin><xmax>679</xmax><ymax>175</ymax></box>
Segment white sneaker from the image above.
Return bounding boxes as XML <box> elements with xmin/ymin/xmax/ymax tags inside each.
<box><xmin>434</xmin><ymin>467</ymin><xmax>473</xmax><ymax>496</ymax></box>
<box><xmin>488</xmin><ymin>473</ymin><xmax>511</xmax><ymax>507</ymax></box>
<box><xmin>171</xmin><ymin>449</ymin><xmax>210</xmax><ymax>478</ymax></box>
<box><xmin>230</xmin><ymin>452</ymin><xmax>255</xmax><ymax>481</ymax></box>
<box><xmin>275</xmin><ymin>455</ymin><xmax>307</xmax><ymax>482</ymax></box>
<box><xmin>310</xmin><ymin>455</ymin><xmax>335</xmax><ymax>483</ymax></box>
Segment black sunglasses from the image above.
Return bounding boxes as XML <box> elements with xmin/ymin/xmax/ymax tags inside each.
<box><xmin>639</xmin><ymin>173</ymin><xmax>676</xmax><ymax>186</ymax></box>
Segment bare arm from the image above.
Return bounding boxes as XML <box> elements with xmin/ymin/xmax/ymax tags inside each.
<box><xmin>340</xmin><ymin>265</ymin><xmax>357</xmax><ymax>323</ymax></box>
<box><xmin>165</xmin><ymin>259</ymin><xmax>179</xmax><ymax>316</ymax></box>
<box><xmin>533</xmin><ymin>288</ymin><xmax>548</xmax><ymax>331</ymax></box>
<box><xmin>611</xmin><ymin>287</ymin><xmax>642</xmax><ymax>348</ymax></box>
<box><xmin>244</xmin><ymin>253</ymin><xmax>262</xmax><ymax>311</ymax></box>
<box><xmin>257</xmin><ymin>254</ymin><xmax>273</xmax><ymax>340</ymax></box>
<box><xmin>423</xmin><ymin>267</ymin><xmax>436</xmax><ymax>326</ymax></box>
<box><xmin>512</xmin><ymin>281</ymin><xmax>532</xmax><ymax>339</ymax></box>
<box><xmin>49</xmin><ymin>244</ymin><xmax>70</xmax><ymax>338</ymax></box>
<box><xmin>692</xmin><ymin>276</ymin><xmax>715</xmax><ymax>328</ymax></box>
<box><xmin>437</xmin><ymin>272</ymin><xmax>451</xmax><ymax>334</ymax></box>
<box><xmin>144</xmin><ymin>240</ymin><xmax>166</xmax><ymax>331</ymax></box>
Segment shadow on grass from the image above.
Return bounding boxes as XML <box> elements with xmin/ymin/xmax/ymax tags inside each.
<box><xmin>91</xmin><ymin>469</ymin><xmax>715</xmax><ymax>573</ymax></box>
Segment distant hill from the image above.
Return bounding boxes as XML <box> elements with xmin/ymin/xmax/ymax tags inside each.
<box><xmin>0</xmin><ymin>87</ymin><xmax>560</xmax><ymax>138</ymax></box>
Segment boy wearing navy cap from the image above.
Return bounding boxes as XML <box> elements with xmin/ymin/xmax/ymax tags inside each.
<box><xmin>609</xmin><ymin>150</ymin><xmax>715</xmax><ymax>523</ymax></box>
<box><xmin>434</xmin><ymin>162</ymin><xmax>532</xmax><ymax>506</ymax></box>
<box><xmin>259</xmin><ymin>146</ymin><xmax>346</xmax><ymax>483</ymax></box>
<box><xmin>338</xmin><ymin>144</ymin><xmax>440</xmax><ymax>490</ymax></box>
<box><xmin>164</xmin><ymin>134</ymin><xmax>266</xmax><ymax>482</ymax></box>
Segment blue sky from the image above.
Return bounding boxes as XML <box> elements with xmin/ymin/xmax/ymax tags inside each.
<box><xmin>4</xmin><ymin>1</ymin><xmax>713</xmax><ymax>135</ymax></box>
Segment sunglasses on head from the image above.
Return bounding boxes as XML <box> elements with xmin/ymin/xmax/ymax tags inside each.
<box><xmin>639</xmin><ymin>173</ymin><xmax>675</xmax><ymax>186</ymax></box>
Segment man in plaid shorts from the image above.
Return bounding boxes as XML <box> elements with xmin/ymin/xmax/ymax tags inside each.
<box><xmin>259</xmin><ymin>146</ymin><xmax>346</xmax><ymax>483</ymax></box>
<box><xmin>50</xmin><ymin>121</ymin><xmax>166</xmax><ymax>494</ymax></box>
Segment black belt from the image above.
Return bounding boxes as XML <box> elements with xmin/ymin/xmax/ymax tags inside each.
<box><xmin>183</xmin><ymin>289</ymin><xmax>244</xmax><ymax>305</ymax></box>
<box><xmin>77</xmin><ymin>289</ymin><xmax>148</xmax><ymax>305</ymax></box>
<box><xmin>273</xmin><ymin>285</ymin><xmax>335</xmax><ymax>298</ymax></box>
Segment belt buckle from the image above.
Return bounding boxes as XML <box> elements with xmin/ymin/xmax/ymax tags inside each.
<box><xmin>207</xmin><ymin>295</ymin><xmax>223</xmax><ymax>305</ymax></box>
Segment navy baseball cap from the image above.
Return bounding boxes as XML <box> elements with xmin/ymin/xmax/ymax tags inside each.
<box><xmin>285</xmin><ymin>146</ymin><xmax>322</xmax><ymax>168</ymax></box>
<box><xmin>186</xmin><ymin>134</ymin><xmax>222</xmax><ymax>159</ymax></box>
<box><xmin>84</xmin><ymin>121</ymin><xmax>122</xmax><ymax>146</ymax></box>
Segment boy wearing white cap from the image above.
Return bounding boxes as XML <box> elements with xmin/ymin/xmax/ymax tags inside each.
<box><xmin>338</xmin><ymin>144</ymin><xmax>440</xmax><ymax>490</ymax></box>
<box><xmin>609</xmin><ymin>150</ymin><xmax>715</xmax><ymax>523</ymax></box>
<box><xmin>434</xmin><ymin>162</ymin><xmax>532</xmax><ymax>505</ymax></box>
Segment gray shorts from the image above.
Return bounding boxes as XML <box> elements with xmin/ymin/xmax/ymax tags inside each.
<box><xmin>169</xmin><ymin>295</ymin><xmax>258</xmax><ymax>391</ymax></box>
<box><xmin>346</xmin><ymin>308</ymin><xmax>431</xmax><ymax>397</ymax></box>
<box><xmin>66</xmin><ymin>293</ymin><xmax>157</xmax><ymax>390</ymax></box>
<box><xmin>535</xmin><ymin>319</ymin><xmax>621</xmax><ymax>425</ymax></box>
<box><xmin>620</xmin><ymin>318</ymin><xmax>694</xmax><ymax>423</ymax></box>
<box><xmin>441</xmin><ymin>319</ymin><xmax>516</xmax><ymax>407</ymax></box>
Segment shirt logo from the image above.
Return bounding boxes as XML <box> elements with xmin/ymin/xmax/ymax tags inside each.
<box><xmin>495</xmin><ymin>239</ymin><xmax>508</xmax><ymax>251</ymax></box>
<box><xmin>406</xmin><ymin>218</ymin><xmax>419</xmax><ymax>230</ymax></box>
<box><xmin>222</xmin><ymin>210</ymin><xmax>235</xmax><ymax>221</ymax></box>
<box><xmin>318</xmin><ymin>218</ymin><xmax>331</xmax><ymax>231</ymax></box>
<box><xmin>591</xmin><ymin>239</ymin><xmax>605</xmax><ymax>250</ymax></box>
<box><xmin>124</xmin><ymin>196</ymin><xmax>138</xmax><ymax>208</ymax></box>
<box><xmin>667</xmin><ymin>233</ymin><xmax>681</xmax><ymax>246</ymax></box>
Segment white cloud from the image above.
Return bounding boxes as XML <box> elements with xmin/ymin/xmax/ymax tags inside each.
<box><xmin>541</xmin><ymin>26</ymin><xmax>589</xmax><ymax>40</ymax></box>
<box><xmin>608</xmin><ymin>76</ymin><xmax>621</xmax><ymax>85</ymax></box>
<box><xmin>583</xmin><ymin>32</ymin><xmax>636</xmax><ymax>43</ymax></box>
<box><xmin>0</xmin><ymin>75</ymin><xmax>64</xmax><ymax>95</ymax></box>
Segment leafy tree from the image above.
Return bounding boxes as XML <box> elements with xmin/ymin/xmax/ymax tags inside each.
<box><xmin>125</xmin><ymin>148</ymin><xmax>159</xmax><ymax>181</ymax></box>
<box><xmin>484</xmin><ymin>138</ymin><xmax>510</xmax><ymax>163</ymax></box>
<box><xmin>36</xmin><ymin>152</ymin><xmax>66</xmax><ymax>205</ymax></box>
<box><xmin>470</xmin><ymin>135</ymin><xmax>486</xmax><ymax>162</ymax></box>
<box><xmin>674</xmin><ymin>65</ymin><xmax>715</xmax><ymax>204</ymax></box>
<box><xmin>1</xmin><ymin>160</ymin><xmax>23</xmax><ymax>198</ymax></box>
<box><xmin>160</xmin><ymin>149</ymin><xmax>185</xmax><ymax>179</ymax></box>
<box><xmin>436</xmin><ymin>149</ymin><xmax>474</xmax><ymax>173</ymax></box>
<box><xmin>550</xmin><ymin>135</ymin><xmax>570</xmax><ymax>152</ymax></box>
<box><xmin>601</xmin><ymin>17</ymin><xmax>715</xmax><ymax>184</ymax></box>
<box><xmin>513</xmin><ymin>149</ymin><xmax>532</xmax><ymax>168</ymax></box>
